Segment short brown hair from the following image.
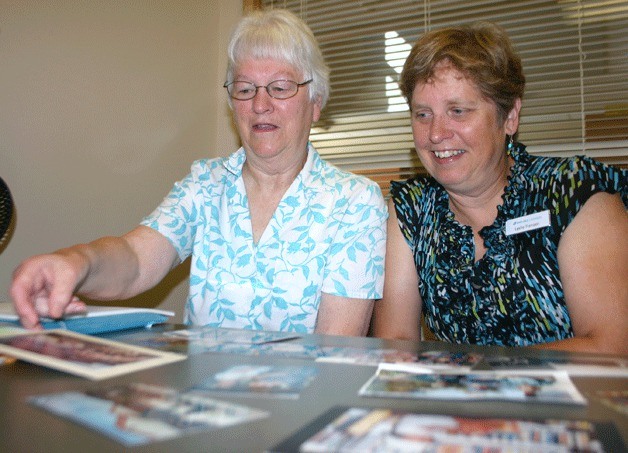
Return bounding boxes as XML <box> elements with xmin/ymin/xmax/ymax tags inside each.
<box><xmin>400</xmin><ymin>22</ymin><xmax>525</xmax><ymax>124</ymax></box>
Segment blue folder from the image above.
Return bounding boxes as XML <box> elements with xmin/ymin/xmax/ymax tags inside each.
<box><xmin>0</xmin><ymin>303</ymin><xmax>174</xmax><ymax>335</ymax></box>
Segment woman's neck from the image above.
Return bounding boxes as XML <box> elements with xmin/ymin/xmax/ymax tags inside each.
<box><xmin>242</xmin><ymin>150</ymin><xmax>308</xmax><ymax>243</ymax></box>
<box><xmin>447</xmin><ymin>155</ymin><xmax>513</xmax><ymax>230</ymax></box>
<box><xmin>447</xmin><ymin>155</ymin><xmax>512</xmax><ymax>262</ymax></box>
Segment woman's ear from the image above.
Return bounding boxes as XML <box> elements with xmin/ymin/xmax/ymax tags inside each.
<box><xmin>505</xmin><ymin>98</ymin><xmax>522</xmax><ymax>135</ymax></box>
<box><xmin>312</xmin><ymin>96</ymin><xmax>323</xmax><ymax>122</ymax></box>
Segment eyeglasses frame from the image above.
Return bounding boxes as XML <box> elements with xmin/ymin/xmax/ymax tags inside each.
<box><xmin>223</xmin><ymin>79</ymin><xmax>313</xmax><ymax>101</ymax></box>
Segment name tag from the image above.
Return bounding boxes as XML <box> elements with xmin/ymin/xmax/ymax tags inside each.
<box><xmin>505</xmin><ymin>210</ymin><xmax>551</xmax><ymax>236</ymax></box>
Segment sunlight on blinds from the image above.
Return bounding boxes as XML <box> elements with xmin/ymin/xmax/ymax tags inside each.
<box><xmin>384</xmin><ymin>31</ymin><xmax>411</xmax><ymax>113</ymax></box>
<box><xmin>261</xmin><ymin>0</ymin><xmax>628</xmax><ymax>195</ymax></box>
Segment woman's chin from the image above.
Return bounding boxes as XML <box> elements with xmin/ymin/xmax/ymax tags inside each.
<box><xmin>430</xmin><ymin>171</ymin><xmax>470</xmax><ymax>191</ymax></box>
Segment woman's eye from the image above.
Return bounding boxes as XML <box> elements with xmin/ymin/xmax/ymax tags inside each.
<box><xmin>414</xmin><ymin>111</ymin><xmax>431</xmax><ymax>120</ymax></box>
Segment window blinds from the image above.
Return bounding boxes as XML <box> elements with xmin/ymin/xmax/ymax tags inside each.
<box><xmin>262</xmin><ymin>0</ymin><xmax>628</xmax><ymax>193</ymax></box>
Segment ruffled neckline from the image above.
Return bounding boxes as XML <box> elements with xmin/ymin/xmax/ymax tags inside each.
<box><xmin>482</xmin><ymin>143</ymin><xmax>529</xmax><ymax>254</ymax></box>
<box><xmin>435</xmin><ymin>143</ymin><xmax>530</xmax><ymax>267</ymax></box>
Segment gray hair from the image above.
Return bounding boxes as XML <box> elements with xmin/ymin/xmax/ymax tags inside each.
<box><xmin>225</xmin><ymin>9</ymin><xmax>330</xmax><ymax>109</ymax></box>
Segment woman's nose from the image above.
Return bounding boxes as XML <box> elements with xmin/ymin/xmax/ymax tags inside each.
<box><xmin>429</xmin><ymin>115</ymin><xmax>452</xmax><ymax>143</ymax></box>
<box><xmin>252</xmin><ymin>87</ymin><xmax>273</xmax><ymax>113</ymax></box>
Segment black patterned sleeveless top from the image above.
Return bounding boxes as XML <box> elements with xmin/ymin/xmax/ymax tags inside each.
<box><xmin>390</xmin><ymin>143</ymin><xmax>628</xmax><ymax>347</ymax></box>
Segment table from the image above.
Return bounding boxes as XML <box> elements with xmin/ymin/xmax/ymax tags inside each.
<box><xmin>0</xmin><ymin>324</ymin><xmax>626</xmax><ymax>452</ymax></box>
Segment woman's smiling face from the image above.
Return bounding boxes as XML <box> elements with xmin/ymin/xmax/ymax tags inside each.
<box><xmin>231</xmin><ymin>58</ymin><xmax>321</xmax><ymax>165</ymax></box>
<box><xmin>410</xmin><ymin>61</ymin><xmax>519</xmax><ymax>196</ymax></box>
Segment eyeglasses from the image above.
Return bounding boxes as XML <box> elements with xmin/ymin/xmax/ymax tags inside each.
<box><xmin>223</xmin><ymin>79</ymin><xmax>312</xmax><ymax>101</ymax></box>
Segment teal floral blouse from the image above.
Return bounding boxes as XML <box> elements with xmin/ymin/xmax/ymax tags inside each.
<box><xmin>142</xmin><ymin>144</ymin><xmax>387</xmax><ymax>333</ymax></box>
<box><xmin>391</xmin><ymin>143</ymin><xmax>627</xmax><ymax>347</ymax></box>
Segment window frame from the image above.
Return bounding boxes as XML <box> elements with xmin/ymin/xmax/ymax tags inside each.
<box><xmin>257</xmin><ymin>0</ymin><xmax>627</xmax><ymax>194</ymax></box>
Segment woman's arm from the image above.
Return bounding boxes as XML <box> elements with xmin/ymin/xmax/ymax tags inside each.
<box><xmin>315</xmin><ymin>293</ymin><xmax>374</xmax><ymax>336</ymax></box>
<box><xmin>539</xmin><ymin>192</ymin><xmax>628</xmax><ymax>355</ymax></box>
<box><xmin>372</xmin><ymin>197</ymin><xmax>423</xmax><ymax>341</ymax></box>
<box><xmin>10</xmin><ymin>225</ymin><xmax>179</xmax><ymax>329</ymax></box>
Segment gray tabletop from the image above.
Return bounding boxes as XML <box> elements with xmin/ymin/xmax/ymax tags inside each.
<box><xmin>0</xmin><ymin>325</ymin><xmax>626</xmax><ymax>452</ymax></box>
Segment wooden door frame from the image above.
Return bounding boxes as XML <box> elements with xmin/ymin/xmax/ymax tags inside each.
<box><xmin>243</xmin><ymin>0</ymin><xmax>262</xmax><ymax>12</ymax></box>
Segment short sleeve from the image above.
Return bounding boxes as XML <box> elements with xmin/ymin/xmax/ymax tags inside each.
<box><xmin>321</xmin><ymin>179</ymin><xmax>388</xmax><ymax>299</ymax></box>
<box><xmin>545</xmin><ymin>156</ymin><xmax>628</xmax><ymax>231</ymax></box>
<box><xmin>140</xmin><ymin>169</ymin><xmax>202</xmax><ymax>262</ymax></box>
<box><xmin>389</xmin><ymin>177</ymin><xmax>436</xmax><ymax>249</ymax></box>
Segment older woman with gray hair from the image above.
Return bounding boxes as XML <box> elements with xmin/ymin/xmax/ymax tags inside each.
<box><xmin>11</xmin><ymin>9</ymin><xmax>387</xmax><ymax>335</ymax></box>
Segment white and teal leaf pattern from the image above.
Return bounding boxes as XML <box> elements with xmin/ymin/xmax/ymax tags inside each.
<box><xmin>141</xmin><ymin>145</ymin><xmax>387</xmax><ymax>332</ymax></box>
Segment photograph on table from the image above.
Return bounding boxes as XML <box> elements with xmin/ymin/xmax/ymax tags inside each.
<box><xmin>163</xmin><ymin>325</ymin><xmax>301</xmax><ymax>344</ymax></box>
<box><xmin>271</xmin><ymin>407</ymin><xmax>622</xmax><ymax>453</ymax></box>
<box><xmin>485</xmin><ymin>354</ymin><xmax>628</xmax><ymax>377</ymax></box>
<box><xmin>197</xmin><ymin>341</ymin><xmax>329</xmax><ymax>360</ymax></box>
<box><xmin>317</xmin><ymin>349</ymin><xmax>481</xmax><ymax>369</ymax></box>
<box><xmin>0</xmin><ymin>329</ymin><xmax>185</xmax><ymax>380</ymax></box>
<box><xmin>120</xmin><ymin>326</ymin><xmax>302</xmax><ymax>355</ymax></box>
<box><xmin>29</xmin><ymin>382</ymin><xmax>269</xmax><ymax>447</ymax></box>
<box><xmin>359</xmin><ymin>365</ymin><xmax>587</xmax><ymax>404</ymax></box>
<box><xmin>193</xmin><ymin>364</ymin><xmax>318</xmax><ymax>399</ymax></box>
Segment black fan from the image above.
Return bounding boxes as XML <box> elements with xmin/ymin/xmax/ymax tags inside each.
<box><xmin>0</xmin><ymin>177</ymin><xmax>13</xmax><ymax>243</ymax></box>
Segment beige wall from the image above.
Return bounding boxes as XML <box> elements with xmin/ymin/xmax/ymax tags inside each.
<box><xmin>0</xmin><ymin>1</ymin><xmax>243</xmax><ymax>322</ymax></box>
